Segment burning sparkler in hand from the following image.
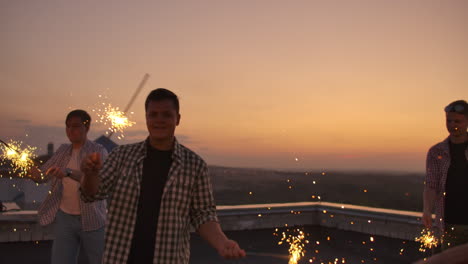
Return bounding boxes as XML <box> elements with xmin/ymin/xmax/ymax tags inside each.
<box><xmin>415</xmin><ymin>228</ymin><xmax>439</xmax><ymax>252</ymax></box>
<box><xmin>94</xmin><ymin>101</ymin><xmax>136</xmax><ymax>140</ymax></box>
<box><xmin>0</xmin><ymin>139</ymin><xmax>37</xmax><ymax>178</ymax></box>
<box><xmin>275</xmin><ymin>228</ymin><xmax>309</xmax><ymax>264</ymax></box>
<box><xmin>93</xmin><ymin>74</ymin><xmax>149</xmax><ymax>140</ymax></box>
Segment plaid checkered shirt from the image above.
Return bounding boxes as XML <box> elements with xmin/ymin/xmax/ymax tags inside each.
<box><xmin>82</xmin><ymin>138</ymin><xmax>218</xmax><ymax>264</ymax></box>
<box><xmin>425</xmin><ymin>137</ymin><xmax>468</xmax><ymax>231</ymax></box>
<box><xmin>38</xmin><ymin>140</ymin><xmax>108</xmax><ymax>231</ymax></box>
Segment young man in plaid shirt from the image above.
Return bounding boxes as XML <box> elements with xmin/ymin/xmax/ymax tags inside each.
<box><xmin>30</xmin><ymin>110</ymin><xmax>108</xmax><ymax>264</ymax></box>
<box><xmin>423</xmin><ymin>100</ymin><xmax>468</xmax><ymax>250</ymax></box>
<box><xmin>81</xmin><ymin>88</ymin><xmax>245</xmax><ymax>263</ymax></box>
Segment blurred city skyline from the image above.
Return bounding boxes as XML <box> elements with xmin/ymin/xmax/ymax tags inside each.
<box><xmin>1</xmin><ymin>0</ymin><xmax>467</xmax><ymax>172</ymax></box>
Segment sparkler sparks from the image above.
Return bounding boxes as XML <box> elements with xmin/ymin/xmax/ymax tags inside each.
<box><xmin>92</xmin><ymin>74</ymin><xmax>149</xmax><ymax>140</ymax></box>
<box><xmin>415</xmin><ymin>228</ymin><xmax>439</xmax><ymax>252</ymax></box>
<box><xmin>0</xmin><ymin>139</ymin><xmax>37</xmax><ymax>177</ymax></box>
<box><xmin>93</xmin><ymin>101</ymin><xmax>136</xmax><ymax>139</ymax></box>
<box><xmin>275</xmin><ymin>228</ymin><xmax>309</xmax><ymax>264</ymax></box>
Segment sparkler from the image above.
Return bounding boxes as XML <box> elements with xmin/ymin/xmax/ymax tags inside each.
<box><xmin>94</xmin><ymin>102</ymin><xmax>136</xmax><ymax>139</ymax></box>
<box><xmin>275</xmin><ymin>228</ymin><xmax>309</xmax><ymax>264</ymax></box>
<box><xmin>93</xmin><ymin>73</ymin><xmax>150</xmax><ymax>140</ymax></box>
<box><xmin>0</xmin><ymin>139</ymin><xmax>37</xmax><ymax>177</ymax></box>
<box><xmin>415</xmin><ymin>228</ymin><xmax>439</xmax><ymax>252</ymax></box>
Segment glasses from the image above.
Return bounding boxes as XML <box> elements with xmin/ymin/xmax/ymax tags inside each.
<box><xmin>445</xmin><ymin>104</ymin><xmax>465</xmax><ymax>113</ymax></box>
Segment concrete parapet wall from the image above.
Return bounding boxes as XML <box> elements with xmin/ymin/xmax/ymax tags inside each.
<box><xmin>0</xmin><ymin>202</ymin><xmax>426</xmax><ymax>242</ymax></box>
<box><xmin>218</xmin><ymin>202</ymin><xmax>424</xmax><ymax>241</ymax></box>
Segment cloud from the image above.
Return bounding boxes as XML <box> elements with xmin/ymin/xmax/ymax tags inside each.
<box><xmin>176</xmin><ymin>134</ymin><xmax>194</xmax><ymax>145</ymax></box>
<box><xmin>10</xmin><ymin>119</ymin><xmax>32</xmax><ymax>124</ymax></box>
<box><xmin>102</xmin><ymin>129</ymin><xmax>149</xmax><ymax>143</ymax></box>
<box><xmin>88</xmin><ymin>129</ymin><xmax>195</xmax><ymax>147</ymax></box>
<box><xmin>0</xmin><ymin>124</ymin><xmax>68</xmax><ymax>155</ymax></box>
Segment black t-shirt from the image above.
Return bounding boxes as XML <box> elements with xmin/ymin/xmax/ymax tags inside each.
<box><xmin>127</xmin><ymin>143</ymin><xmax>172</xmax><ymax>264</ymax></box>
<box><xmin>444</xmin><ymin>141</ymin><xmax>468</xmax><ymax>225</ymax></box>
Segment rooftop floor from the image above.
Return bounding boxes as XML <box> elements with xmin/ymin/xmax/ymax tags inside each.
<box><xmin>0</xmin><ymin>225</ymin><xmax>428</xmax><ymax>264</ymax></box>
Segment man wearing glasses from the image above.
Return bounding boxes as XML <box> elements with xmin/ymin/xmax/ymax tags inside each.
<box><xmin>423</xmin><ymin>100</ymin><xmax>468</xmax><ymax>250</ymax></box>
<box><xmin>30</xmin><ymin>110</ymin><xmax>108</xmax><ymax>264</ymax></box>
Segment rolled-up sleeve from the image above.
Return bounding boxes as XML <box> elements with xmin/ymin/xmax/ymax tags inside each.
<box><xmin>40</xmin><ymin>145</ymin><xmax>66</xmax><ymax>173</ymax></box>
<box><xmin>100</xmin><ymin>147</ymin><xmax>109</xmax><ymax>163</ymax></box>
<box><xmin>425</xmin><ymin>147</ymin><xmax>440</xmax><ymax>191</ymax></box>
<box><xmin>81</xmin><ymin>146</ymin><xmax>120</xmax><ymax>202</ymax></box>
<box><xmin>190</xmin><ymin>163</ymin><xmax>218</xmax><ymax>230</ymax></box>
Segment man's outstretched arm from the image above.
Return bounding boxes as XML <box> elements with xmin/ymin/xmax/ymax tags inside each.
<box><xmin>422</xmin><ymin>149</ymin><xmax>440</xmax><ymax>228</ymax></box>
<box><xmin>191</xmin><ymin>164</ymin><xmax>246</xmax><ymax>259</ymax></box>
<box><xmin>197</xmin><ymin>221</ymin><xmax>246</xmax><ymax>259</ymax></box>
<box><xmin>422</xmin><ymin>187</ymin><xmax>437</xmax><ymax>227</ymax></box>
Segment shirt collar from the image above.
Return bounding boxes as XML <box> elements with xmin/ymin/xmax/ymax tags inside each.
<box><xmin>66</xmin><ymin>139</ymin><xmax>91</xmax><ymax>154</ymax></box>
<box><xmin>441</xmin><ymin>136</ymin><xmax>468</xmax><ymax>152</ymax></box>
<box><xmin>441</xmin><ymin>137</ymin><xmax>450</xmax><ymax>154</ymax></box>
<box><xmin>141</xmin><ymin>137</ymin><xmax>183</xmax><ymax>165</ymax></box>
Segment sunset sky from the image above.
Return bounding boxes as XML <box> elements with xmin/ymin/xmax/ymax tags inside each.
<box><xmin>1</xmin><ymin>0</ymin><xmax>467</xmax><ymax>172</ymax></box>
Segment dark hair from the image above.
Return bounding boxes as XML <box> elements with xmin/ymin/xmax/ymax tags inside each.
<box><xmin>145</xmin><ymin>88</ymin><xmax>180</xmax><ymax>113</ymax></box>
<box><xmin>445</xmin><ymin>100</ymin><xmax>468</xmax><ymax>118</ymax></box>
<box><xmin>66</xmin><ymin>109</ymin><xmax>91</xmax><ymax>129</ymax></box>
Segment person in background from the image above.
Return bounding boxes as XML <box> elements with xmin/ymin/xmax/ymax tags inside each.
<box><xmin>30</xmin><ymin>109</ymin><xmax>108</xmax><ymax>264</ymax></box>
<box><xmin>422</xmin><ymin>100</ymin><xmax>468</xmax><ymax>250</ymax></box>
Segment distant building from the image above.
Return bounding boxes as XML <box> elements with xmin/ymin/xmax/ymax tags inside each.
<box><xmin>47</xmin><ymin>142</ymin><xmax>54</xmax><ymax>156</ymax></box>
<box><xmin>94</xmin><ymin>135</ymin><xmax>118</xmax><ymax>153</ymax></box>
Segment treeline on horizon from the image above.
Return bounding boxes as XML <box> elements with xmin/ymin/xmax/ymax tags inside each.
<box><xmin>210</xmin><ymin>166</ymin><xmax>424</xmax><ymax>212</ymax></box>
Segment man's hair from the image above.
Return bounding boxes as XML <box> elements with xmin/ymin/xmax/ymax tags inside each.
<box><xmin>65</xmin><ymin>109</ymin><xmax>91</xmax><ymax>129</ymax></box>
<box><xmin>445</xmin><ymin>100</ymin><xmax>468</xmax><ymax>118</ymax></box>
<box><xmin>145</xmin><ymin>88</ymin><xmax>180</xmax><ymax>113</ymax></box>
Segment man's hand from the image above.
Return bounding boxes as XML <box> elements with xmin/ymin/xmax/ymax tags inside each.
<box><xmin>28</xmin><ymin>166</ymin><xmax>44</xmax><ymax>183</ymax></box>
<box><xmin>80</xmin><ymin>152</ymin><xmax>102</xmax><ymax>196</ymax></box>
<box><xmin>81</xmin><ymin>152</ymin><xmax>102</xmax><ymax>176</ymax></box>
<box><xmin>217</xmin><ymin>239</ymin><xmax>246</xmax><ymax>259</ymax></box>
<box><xmin>422</xmin><ymin>211</ymin><xmax>432</xmax><ymax>228</ymax></box>
<box><xmin>45</xmin><ymin>167</ymin><xmax>66</xmax><ymax>179</ymax></box>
